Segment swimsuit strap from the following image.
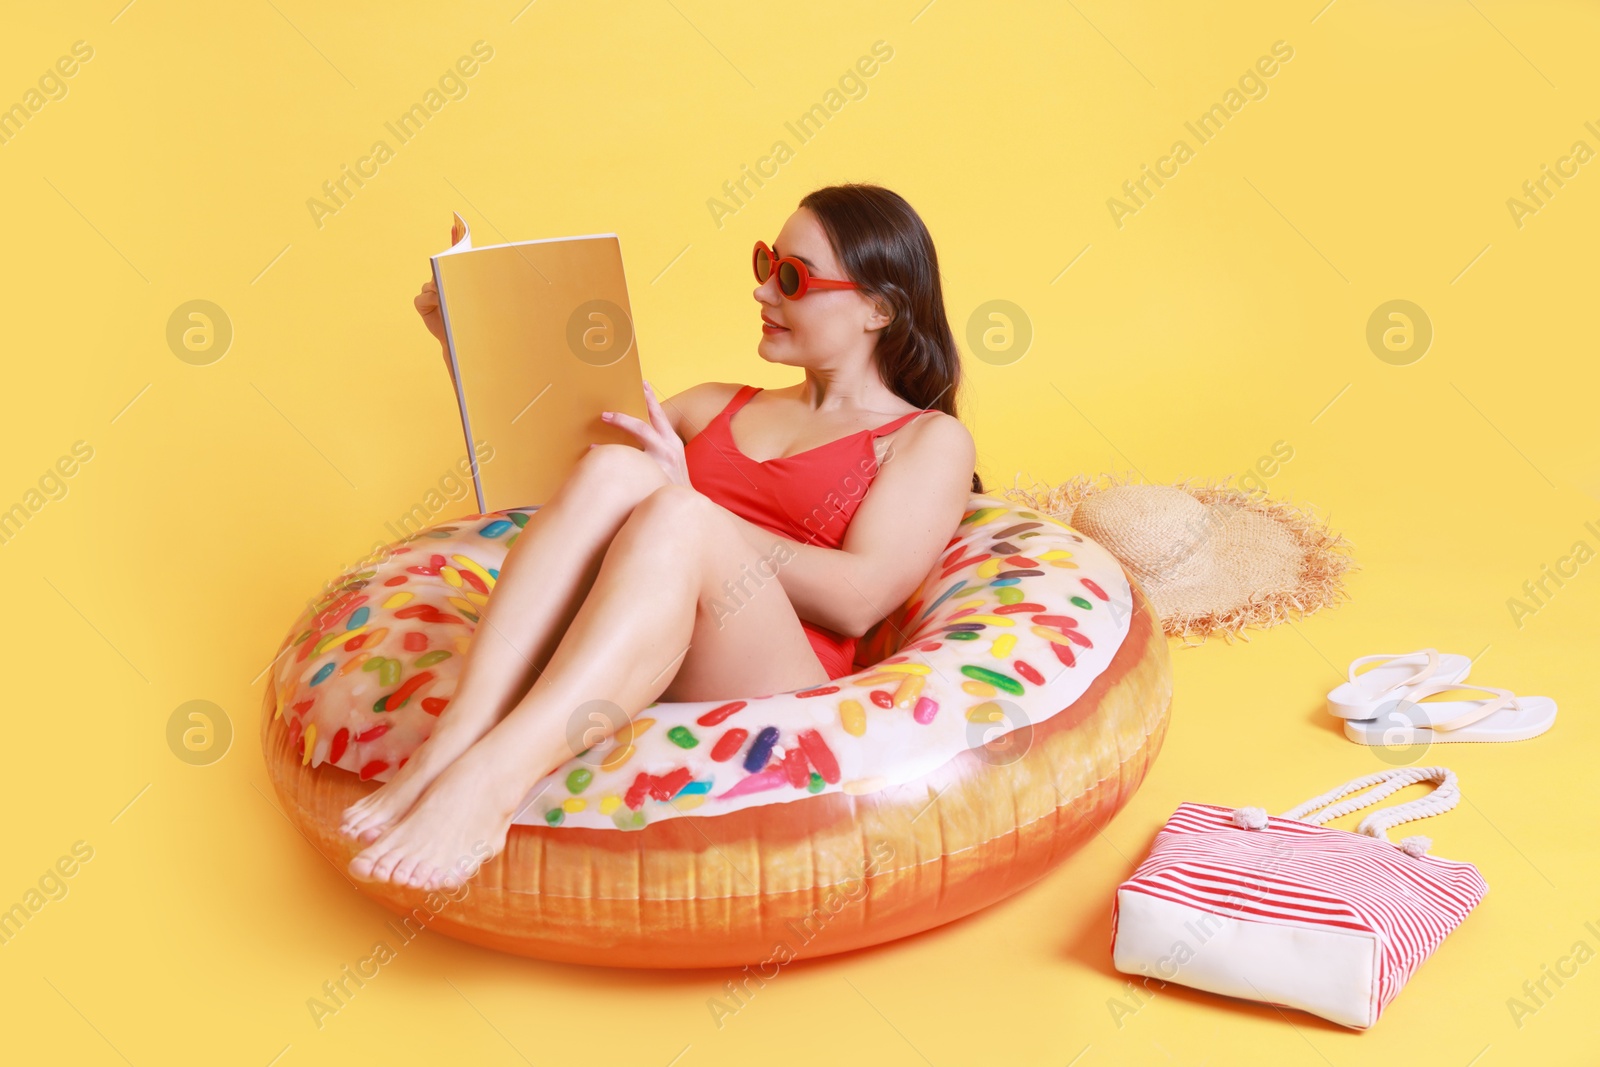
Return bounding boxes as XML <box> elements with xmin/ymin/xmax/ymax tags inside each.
<box><xmin>868</xmin><ymin>407</ymin><xmax>933</xmax><ymax>437</ymax></box>
<box><xmin>720</xmin><ymin>384</ymin><xmax>762</xmax><ymax>420</ymax></box>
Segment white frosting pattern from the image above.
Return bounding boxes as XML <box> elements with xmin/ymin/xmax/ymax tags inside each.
<box><xmin>267</xmin><ymin>496</ymin><xmax>1132</xmax><ymax>831</ymax></box>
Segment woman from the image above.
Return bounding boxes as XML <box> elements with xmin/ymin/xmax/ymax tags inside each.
<box><xmin>342</xmin><ymin>183</ymin><xmax>980</xmax><ymax>890</ymax></box>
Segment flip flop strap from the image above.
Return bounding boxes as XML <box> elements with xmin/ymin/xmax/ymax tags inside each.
<box><xmin>1348</xmin><ymin>649</ymin><xmax>1442</xmax><ymax>698</ymax></box>
<box><xmin>1279</xmin><ymin>766</ymin><xmax>1461</xmax><ymax>842</ymax></box>
<box><xmin>1397</xmin><ymin>680</ymin><xmax>1518</xmax><ymax>733</ymax></box>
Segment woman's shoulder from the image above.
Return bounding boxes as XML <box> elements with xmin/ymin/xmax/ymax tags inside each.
<box><xmin>666</xmin><ymin>381</ymin><xmax>748</xmax><ymax>441</ymax></box>
<box><xmin>893</xmin><ymin>406</ymin><xmax>972</xmax><ymax>448</ymax></box>
<box><xmin>875</xmin><ymin>405</ymin><xmax>975</xmax><ymax>475</ymax></box>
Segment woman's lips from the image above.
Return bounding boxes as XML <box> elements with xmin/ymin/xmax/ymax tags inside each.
<box><xmin>761</xmin><ymin>317</ymin><xmax>789</xmax><ymax>335</ymax></box>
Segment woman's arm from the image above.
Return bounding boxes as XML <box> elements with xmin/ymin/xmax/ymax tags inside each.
<box><xmin>725</xmin><ymin>414</ymin><xmax>977</xmax><ymax>637</ymax></box>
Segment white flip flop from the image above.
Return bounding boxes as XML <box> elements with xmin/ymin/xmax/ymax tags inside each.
<box><xmin>1326</xmin><ymin>649</ymin><xmax>1473</xmax><ymax>720</ymax></box>
<box><xmin>1343</xmin><ymin>681</ymin><xmax>1558</xmax><ymax>745</ymax></box>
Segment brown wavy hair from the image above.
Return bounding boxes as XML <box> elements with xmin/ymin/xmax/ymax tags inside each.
<box><xmin>798</xmin><ymin>183</ymin><xmax>983</xmax><ymax>495</ymax></box>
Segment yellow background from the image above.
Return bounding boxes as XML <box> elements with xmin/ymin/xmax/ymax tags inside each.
<box><xmin>2</xmin><ymin>1</ymin><xmax>1596</xmax><ymax>1063</ymax></box>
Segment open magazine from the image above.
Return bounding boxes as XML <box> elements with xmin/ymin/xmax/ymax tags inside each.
<box><xmin>430</xmin><ymin>212</ymin><xmax>648</xmax><ymax>513</ymax></box>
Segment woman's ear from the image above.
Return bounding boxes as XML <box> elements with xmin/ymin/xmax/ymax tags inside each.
<box><xmin>866</xmin><ymin>293</ymin><xmax>896</xmax><ymax>332</ymax></box>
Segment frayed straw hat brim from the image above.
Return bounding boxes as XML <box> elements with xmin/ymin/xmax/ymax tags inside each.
<box><xmin>999</xmin><ymin>474</ymin><xmax>1356</xmax><ymax>643</ymax></box>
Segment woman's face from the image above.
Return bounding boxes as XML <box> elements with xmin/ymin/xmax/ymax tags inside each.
<box><xmin>753</xmin><ymin>208</ymin><xmax>890</xmax><ymax>368</ymax></box>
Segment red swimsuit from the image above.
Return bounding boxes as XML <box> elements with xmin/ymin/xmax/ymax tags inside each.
<box><xmin>683</xmin><ymin>385</ymin><xmax>928</xmax><ymax>680</ymax></box>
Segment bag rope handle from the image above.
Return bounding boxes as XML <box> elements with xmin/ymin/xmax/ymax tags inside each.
<box><xmin>1263</xmin><ymin>767</ymin><xmax>1461</xmax><ymax>856</ymax></box>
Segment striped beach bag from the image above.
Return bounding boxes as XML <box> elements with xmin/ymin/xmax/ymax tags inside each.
<box><xmin>1110</xmin><ymin>767</ymin><xmax>1488</xmax><ymax>1029</ymax></box>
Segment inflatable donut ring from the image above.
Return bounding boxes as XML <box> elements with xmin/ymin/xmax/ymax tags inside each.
<box><xmin>260</xmin><ymin>494</ymin><xmax>1172</xmax><ymax>968</ymax></box>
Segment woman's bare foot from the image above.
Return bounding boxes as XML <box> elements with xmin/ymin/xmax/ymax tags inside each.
<box><xmin>338</xmin><ymin>698</ymin><xmax>507</xmax><ymax>844</ymax></box>
<box><xmin>347</xmin><ymin>744</ymin><xmax>526</xmax><ymax>890</ymax></box>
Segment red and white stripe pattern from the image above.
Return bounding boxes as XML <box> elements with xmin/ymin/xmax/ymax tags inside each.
<box><xmin>1113</xmin><ymin>802</ymin><xmax>1488</xmax><ymax>1021</ymax></box>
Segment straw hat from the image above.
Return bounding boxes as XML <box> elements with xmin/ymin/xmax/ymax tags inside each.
<box><xmin>999</xmin><ymin>475</ymin><xmax>1356</xmax><ymax>641</ymax></box>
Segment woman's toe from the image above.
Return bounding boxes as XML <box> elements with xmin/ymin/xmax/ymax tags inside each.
<box><xmin>348</xmin><ymin>849</ymin><xmax>381</xmax><ymax>881</ymax></box>
<box><xmin>368</xmin><ymin>846</ymin><xmax>406</xmax><ymax>883</ymax></box>
<box><xmin>346</xmin><ymin>805</ymin><xmax>382</xmax><ymax>834</ymax></box>
<box><xmin>391</xmin><ymin>854</ymin><xmax>423</xmax><ymax>887</ymax></box>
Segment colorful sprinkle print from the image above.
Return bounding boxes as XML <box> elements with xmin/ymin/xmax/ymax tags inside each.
<box><xmin>267</xmin><ymin>498</ymin><xmax>1132</xmax><ymax>832</ymax></box>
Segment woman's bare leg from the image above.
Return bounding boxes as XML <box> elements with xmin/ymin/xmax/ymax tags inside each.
<box><xmin>340</xmin><ymin>445</ymin><xmax>670</xmax><ymax>843</ymax></box>
<box><xmin>348</xmin><ymin>484</ymin><xmax>830</xmax><ymax>889</ymax></box>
